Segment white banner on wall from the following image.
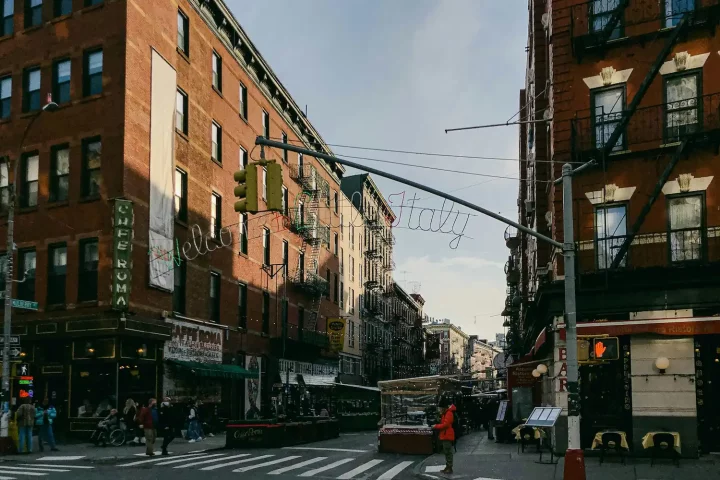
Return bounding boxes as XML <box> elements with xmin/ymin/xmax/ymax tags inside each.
<box><xmin>244</xmin><ymin>356</ymin><xmax>262</xmax><ymax>419</ymax></box>
<box><xmin>164</xmin><ymin>318</ymin><xmax>223</xmax><ymax>364</ymax></box>
<box><xmin>148</xmin><ymin>50</ymin><xmax>176</xmax><ymax>291</ymax></box>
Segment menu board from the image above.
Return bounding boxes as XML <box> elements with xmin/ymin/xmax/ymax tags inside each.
<box><xmin>525</xmin><ymin>407</ymin><xmax>562</xmax><ymax>427</ymax></box>
<box><xmin>496</xmin><ymin>400</ymin><xmax>508</xmax><ymax>422</ymax></box>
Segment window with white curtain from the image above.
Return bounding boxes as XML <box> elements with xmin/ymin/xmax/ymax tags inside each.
<box><xmin>595</xmin><ymin>204</ymin><xmax>627</xmax><ymax>269</ymax></box>
<box><xmin>665</xmin><ymin>73</ymin><xmax>699</xmax><ymax>142</ymax></box>
<box><xmin>593</xmin><ymin>87</ymin><xmax>625</xmax><ymax>151</ymax></box>
<box><xmin>668</xmin><ymin>195</ymin><xmax>703</xmax><ymax>262</ymax></box>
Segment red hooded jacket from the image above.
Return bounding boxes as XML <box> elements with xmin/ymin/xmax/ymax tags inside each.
<box><xmin>433</xmin><ymin>404</ymin><xmax>456</xmax><ymax>441</ymax></box>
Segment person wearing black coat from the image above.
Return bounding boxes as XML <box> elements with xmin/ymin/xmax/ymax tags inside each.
<box><xmin>158</xmin><ymin>397</ymin><xmax>177</xmax><ymax>456</ymax></box>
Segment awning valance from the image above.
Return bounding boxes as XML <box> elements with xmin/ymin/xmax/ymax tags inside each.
<box><xmin>166</xmin><ymin>359</ymin><xmax>259</xmax><ymax>379</ymax></box>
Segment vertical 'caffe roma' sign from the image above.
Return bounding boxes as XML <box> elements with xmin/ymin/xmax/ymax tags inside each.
<box><xmin>112</xmin><ymin>199</ymin><xmax>134</xmax><ymax>311</ymax></box>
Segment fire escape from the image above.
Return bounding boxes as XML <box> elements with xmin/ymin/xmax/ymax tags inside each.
<box><xmin>289</xmin><ymin>164</ymin><xmax>331</xmax><ymax>332</ymax></box>
<box><xmin>570</xmin><ymin>0</ymin><xmax>720</xmax><ymax>273</ymax></box>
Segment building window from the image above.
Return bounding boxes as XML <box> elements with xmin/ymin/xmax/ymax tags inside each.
<box><xmin>298</xmin><ymin>306</ymin><xmax>305</xmax><ymax>333</ymax></box>
<box><xmin>81</xmin><ymin>137</ymin><xmax>102</xmax><ymax>197</ymax></box>
<box><xmin>52</xmin><ymin>59</ymin><xmax>71</xmax><ymax>104</ymax></box>
<box><xmin>262</xmin><ymin>167</ymin><xmax>267</xmax><ymax>200</ymax></box>
<box><xmin>665</xmin><ymin>73</ymin><xmax>700</xmax><ymax>143</ymax></box>
<box><xmin>238</xmin><ymin>282</ymin><xmax>247</xmax><ymax>329</ymax></box>
<box><xmin>0</xmin><ymin>76</ymin><xmax>10</xmax><ymax>119</ymax></box>
<box><xmin>282</xmin><ymin>298</ymin><xmax>288</xmax><ymax>336</ymax></box>
<box><xmin>23</xmin><ymin>67</ymin><xmax>40</xmax><ymax>113</ymax></box>
<box><xmin>173</xmin><ymin>259</ymin><xmax>186</xmax><ymax>314</ymax></box>
<box><xmin>595</xmin><ymin>204</ymin><xmax>626</xmax><ymax>269</ymax></box>
<box><xmin>340</xmin><ymin>213</ymin><xmax>344</xmax><ymax>236</ymax></box>
<box><xmin>239</xmin><ymin>214</ymin><xmax>248</xmax><ymax>254</ymax></box>
<box><xmin>299</xmin><ymin>252</ymin><xmax>305</xmax><ymax>281</ymax></box>
<box><xmin>78</xmin><ymin>238</ymin><xmax>98</xmax><ymax>302</ymax></box>
<box><xmin>85</xmin><ymin>0</ymin><xmax>102</xmax><ymax>5</ymax></box>
<box><xmin>0</xmin><ymin>254</ymin><xmax>6</xmax><ymax>294</ymax></box>
<box><xmin>1</xmin><ymin>0</ymin><xmax>14</xmax><ymax>36</ymax></box>
<box><xmin>282</xmin><ymin>186</ymin><xmax>288</xmax><ymax>216</ymax></box>
<box><xmin>262</xmin><ymin>110</ymin><xmax>269</xmax><ymax>138</ymax></box>
<box><xmin>209</xmin><ymin>272</ymin><xmax>220</xmax><ymax>322</ymax></box>
<box><xmin>239</xmin><ymin>82</ymin><xmax>247</xmax><ymax>119</ymax></box>
<box><xmin>25</xmin><ymin>0</ymin><xmax>42</xmax><ymax>28</ymax></box>
<box><xmin>664</xmin><ymin>0</ymin><xmax>694</xmax><ymax>28</ymax></box>
<box><xmin>669</xmin><ymin>194</ymin><xmax>703</xmax><ymax>262</ymax></box>
<box><xmin>589</xmin><ymin>0</ymin><xmax>623</xmax><ymax>38</ymax></box>
<box><xmin>326</xmin><ymin>268</ymin><xmax>331</xmax><ymax>298</ymax></box>
<box><xmin>350</xmin><ymin>224</ymin><xmax>355</xmax><ymax>248</ymax></box>
<box><xmin>54</xmin><ymin>0</ymin><xmax>71</xmax><ymax>17</ymax></box>
<box><xmin>84</xmin><ymin>49</ymin><xmax>103</xmax><ymax>96</ymax></box>
<box><xmin>592</xmin><ymin>87</ymin><xmax>625</xmax><ymax>152</ymax></box>
<box><xmin>20</xmin><ymin>153</ymin><xmax>38</xmax><ymax>208</ymax></box>
<box><xmin>350</xmin><ymin>256</ymin><xmax>355</xmax><ymax>281</ymax></box>
<box><xmin>340</xmin><ymin>281</ymin><xmax>344</xmax><ymax>309</ymax></box>
<box><xmin>281</xmin><ymin>132</ymin><xmax>288</xmax><ymax>163</ymax></box>
<box><xmin>262</xmin><ymin>291</ymin><xmax>270</xmax><ymax>334</ymax></box>
<box><xmin>334</xmin><ymin>191</ymin><xmax>339</xmax><ymax>214</ymax></box>
<box><xmin>239</xmin><ymin>146</ymin><xmax>248</xmax><ymax>170</ymax></box>
<box><xmin>282</xmin><ymin>240</ymin><xmax>288</xmax><ymax>276</ymax></box>
<box><xmin>340</xmin><ymin>248</ymin><xmax>344</xmax><ymax>274</ymax></box>
<box><xmin>177</xmin><ymin>9</ymin><xmax>189</xmax><ymax>55</ymax></box>
<box><xmin>298</xmin><ymin>152</ymin><xmax>303</xmax><ymax>170</ymax></box>
<box><xmin>263</xmin><ymin>227</ymin><xmax>270</xmax><ymax>266</ymax></box>
<box><xmin>350</xmin><ymin>288</ymin><xmax>355</xmax><ymax>314</ymax></box>
<box><xmin>174</xmin><ymin>168</ymin><xmax>187</xmax><ymax>222</ymax></box>
<box><xmin>50</xmin><ymin>145</ymin><xmax>70</xmax><ymax>202</ymax></box>
<box><xmin>211</xmin><ymin>121</ymin><xmax>222</xmax><ymax>163</ymax></box>
<box><xmin>0</xmin><ymin>160</ymin><xmax>9</xmax><ymax>210</ymax></box>
<box><xmin>212</xmin><ymin>51</ymin><xmax>222</xmax><ymax>91</ymax></box>
<box><xmin>45</xmin><ymin>243</ymin><xmax>66</xmax><ymax>305</ymax></box>
<box><xmin>17</xmin><ymin>249</ymin><xmax>36</xmax><ymax>301</ymax></box>
<box><xmin>333</xmin><ymin>232</ymin><xmax>338</xmax><ymax>256</ymax></box>
<box><xmin>211</xmin><ymin>192</ymin><xmax>221</xmax><ymax>239</ymax></box>
<box><xmin>176</xmin><ymin>89</ymin><xmax>188</xmax><ymax>134</ymax></box>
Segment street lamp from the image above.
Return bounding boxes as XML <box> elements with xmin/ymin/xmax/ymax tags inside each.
<box><xmin>1</xmin><ymin>97</ymin><xmax>59</xmax><ymax>441</ymax></box>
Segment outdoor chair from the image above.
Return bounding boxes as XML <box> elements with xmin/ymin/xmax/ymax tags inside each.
<box><xmin>599</xmin><ymin>432</ymin><xmax>626</xmax><ymax>464</ymax></box>
<box><xmin>518</xmin><ymin>426</ymin><xmax>538</xmax><ymax>453</ymax></box>
<box><xmin>650</xmin><ymin>433</ymin><xmax>679</xmax><ymax>467</ymax></box>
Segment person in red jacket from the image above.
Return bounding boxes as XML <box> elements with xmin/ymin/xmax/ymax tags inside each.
<box><xmin>136</xmin><ymin>398</ymin><xmax>158</xmax><ymax>456</ymax></box>
<box><xmin>433</xmin><ymin>397</ymin><xmax>456</xmax><ymax>474</ymax></box>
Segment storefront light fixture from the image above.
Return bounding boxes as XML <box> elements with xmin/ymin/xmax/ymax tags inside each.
<box><xmin>655</xmin><ymin>356</ymin><xmax>670</xmax><ymax>374</ymax></box>
<box><xmin>536</xmin><ymin>364</ymin><xmax>548</xmax><ymax>375</ymax></box>
<box><xmin>532</xmin><ymin>369</ymin><xmax>541</xmax><ymax>378</ymax></box>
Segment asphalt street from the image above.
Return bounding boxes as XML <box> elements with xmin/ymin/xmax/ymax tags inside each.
<box><xmin>0</xmin><ymin>432</ymin><xmax>424</xmax><ymax>480</ymax></box>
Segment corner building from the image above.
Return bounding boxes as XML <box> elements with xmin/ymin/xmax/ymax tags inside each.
<box><xmin>512</xmin><ymin>0</ymin><xmax>720</xmax><ymax>456</ymax></box>
<box><xmin>0</xmin><ymin>0</ymin><xmax>342</xmax><ymax>434</ymax></box>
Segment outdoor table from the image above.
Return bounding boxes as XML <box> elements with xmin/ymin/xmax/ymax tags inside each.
<box><xmin>512</xmin><ymin>424</ymin><xmax>546</xmax><ymax>441</ymax></box>
<box><xmin>591</xmin><ymin>430</ymin><xmax>629</xmax><ymax>450</ymax></box>
<box><xmin>641</xmin><ymin>431</ymin><xmax>681</xmax><ymax>453</ymax></box>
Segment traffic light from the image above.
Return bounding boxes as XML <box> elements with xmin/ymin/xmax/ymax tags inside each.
<box><xmin>592</xmin><ymin>337</ymin><xmax>619</xmax><ymax>360</ymax></box>
<box><xmin>265</xmin><ymin>162</ymin><xmax>284</xmax><ymax>212</ymax></box>
<box><xmin>234</xmin><ymin>164</ymin><xmax>259</xmax><ymax>213</ymax></box>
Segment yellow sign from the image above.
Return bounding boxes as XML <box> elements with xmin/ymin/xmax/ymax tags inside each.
<box><xmin>327</xmin><ymin>318</ymin><xmax>346</xmax><ymax>352</ymax></box>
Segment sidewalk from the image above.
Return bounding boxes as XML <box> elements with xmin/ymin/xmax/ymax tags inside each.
<box><xmin>1</xmin><ymin>433</ymin><xmax>226</xmax><ymax>462</ymax></box>
<box><xmin>414</xmin><ymin>431</ymin><xmax>720</xmax><ymax>480</ymax></box>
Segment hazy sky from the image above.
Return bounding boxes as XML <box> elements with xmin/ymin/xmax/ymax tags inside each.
<box><xmin>228</xmin><ymin>0</ymin><xmax>527</xmax><ymax>341</ymax></box>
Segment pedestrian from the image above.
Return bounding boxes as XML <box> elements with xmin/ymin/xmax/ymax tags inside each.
<box><xmin>92</xmin><ymin>409</ymin><xmax>120</xmax><ymax>447</ymax></box>
<box><xmin>187</xmin><ymin>399</ymin><xmax>203</xmax><ymax>443</ymax></box>
<box><xmin>123</xmin><ymin>398</ymin><xmax>142</xmax><ymax>445</ymax></box>
<box><xmin>158</xmin><ymin>397</ymin><xmax>176</xmax><ymax>456</ymax></box>
<box><xmin>432</xmin><ymin>397</ymin><xmax>456</xmax><ymax>474</ymax></box>
<box><xmin>35</xmin><ymin>399</ymin><xmax>59</xmax><ymax>452</ymax></box>
<box><xmin>137</xmin><ymin>398</ymin><xmax>158</xmax><ymax>456</ymax></box>
<box><xmin>16</xmin><ymin>398</ymin><xmax>36</xmax><ymax>454</ymax></box>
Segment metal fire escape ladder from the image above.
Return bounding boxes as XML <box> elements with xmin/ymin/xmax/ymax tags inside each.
<box><xmin>599</xmin><ymin>15</ymin><xmax>689</xmax><ymax>158</ymax></box>
<box><xmin>304</xmin><ymin>189</ymin><xmax>324</xmax><ymax>331</ymax></box>
<box><xmin>604</xmin><ymin>15</ymin><xmax>693</xmax><ymax>270</ymax></box>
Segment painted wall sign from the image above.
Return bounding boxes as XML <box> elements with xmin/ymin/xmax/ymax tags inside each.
<box><xmin>245</xmin><ymin>356</ymin><xmax>262</xmax><ymax>420</ymax></box>
<box><xmin>164</xmin><ymin>318</ymin><xmax>223</xmax><ymax>363</ymax></box>
<box><xmin>112</xmin><ymin>199</ymin><xmax>134</xmax><ymax>311</ymax></box>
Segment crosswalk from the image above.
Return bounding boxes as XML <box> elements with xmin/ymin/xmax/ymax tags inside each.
<box><xmin>0</xmin><ymin>463</ymin><xmax>93</xmax><ymax>479</ymax></box>
<box><xmin>114</xmin><ymin>451</ymin><xmax>416</xmax><ymax>479</ymax></box>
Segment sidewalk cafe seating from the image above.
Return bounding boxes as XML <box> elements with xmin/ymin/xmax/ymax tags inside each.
<box><xmin>597</xmin><ymin>431</ymin><xmax>627</xmax><ymax>465</ymax></box>
<box><xmin>648</xmin><ymin>432</ymin><xmax>680</xmax><ymax>467</ymax></box>
<box><xmin>517</xmin><ymin>425</ymin><xmax>539</xmax><ymax>453</ymax></box>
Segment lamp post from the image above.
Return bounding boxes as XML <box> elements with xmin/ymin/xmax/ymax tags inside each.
<box><xmin>1</xmin><ymin>98</ymin><xmax>58</xmax><ymax>439</ymax></box>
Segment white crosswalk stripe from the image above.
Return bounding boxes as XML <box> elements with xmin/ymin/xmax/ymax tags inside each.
<box><xmin>336</xmin><ymin>459</ymin><xmax>384</xmax><ymax>479</ymax></box>
<box><xmin>21</xmin><ymin>465</ymin><xmax>93</xmax><ymax>470</ymax></box>
<box><xmin>376</xmin><ymin>461</ymin><xmax>414</xmax><ymax>480</ymax></box>
<box><xmin>0</xmin><ymin>467</ymin><xmax>69</xmax><ymax>473</ymax></box>
<box><xmin>0</xmin><ymin>471</ymin><xmax>47</xmax><ymax>477</ymax></box>
<box><xmin>0</xmin><ymin>476</ymin><xmax>16</xmax><ymax>480</ymax></box>
<box><xmin>232</xmin><ymin>456</ymin><xmax>302</xmax><ymax>473</ymax></box>
<box><xmin>173</xmin><ymin>453</ymin><xmax>251</xmax><ymax>469</ymax></box>
<box><xmin>119</xmin><ymin>452</ymin><xmax>206</xmax><ymax>467</ymax></box>
<box><xmin>200</xmin><ymin>454</ymin><xmax>275</xmax><ymax>471</ymax></box>
<box><xmin>299</xmin><ymin>458</ymin><xmax>355</xmax><ymax>477</ymax></box>
<box><xmin>155</xmin><ymin>453</ymin><xmax>227</xmax><ymax>466</ymax></box>
<box><xmin>267</xmin><ymin>457</ymin><xmax>328</xmax><ymax>475</ymax></box>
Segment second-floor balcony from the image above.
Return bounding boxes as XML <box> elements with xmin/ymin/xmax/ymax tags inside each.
<box><xmin>291</xmin><ymin>270</ymin><xmax>330</xmax><ymax>296</ymax></box>
<box><xmin>572</xmin><ymin>92</ymin><xmax>720</xmax><ymax>160</ymax></box>
<box><xmin>288</xmin><ymin>208</ymin><xmax>331</xmax><ymax>245</ymax></box>
<box><xmin>571</xmin><ymin>0</ymin><xmax>720</xmax><ymax>56</ymax></box>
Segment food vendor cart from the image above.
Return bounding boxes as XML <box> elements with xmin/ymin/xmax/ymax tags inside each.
<box><xmin>377</xmin><ymin>376</ymin><xmax>462</xmax><ymax>455</ymax></box>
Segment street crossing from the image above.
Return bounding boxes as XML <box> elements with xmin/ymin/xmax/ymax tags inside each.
<box><xmin>0</xmin><ymin>463</ymin><xmax>94</xmax><ymax>479</ymax></box>
<box><xmin>113</xmin><ymin>450</ymin><xmax>416</xmax><ymax>479</ymax></box>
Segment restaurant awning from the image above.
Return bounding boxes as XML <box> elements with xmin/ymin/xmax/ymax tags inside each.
<box><xmin>166</xmin><ymin>359</ymin><xmax>259</xmax><ymax>379</ymax></box>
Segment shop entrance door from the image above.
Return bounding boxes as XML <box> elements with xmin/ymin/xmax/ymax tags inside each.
<box><xmin>697</xmin><ymin>335</ymin><xmax>720</xmax><ymax>452</ymax></box>
<box><xmin>579</xmin><ymin>361</ymin><xmax>628</xmax><ymax>449</ymax></box>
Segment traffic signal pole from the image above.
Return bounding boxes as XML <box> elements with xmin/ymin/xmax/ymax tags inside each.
<box><xmin>256</xmin><ymin>136</ymin><xmax>584</xmax><ymax>478</ymax></box>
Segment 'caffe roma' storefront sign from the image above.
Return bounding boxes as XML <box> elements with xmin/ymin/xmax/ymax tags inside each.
<box><xmin>163</xmin><ymin>318</ymin><xmax>224</xmax><ymax>402</ymax></box>
<box><xmin>112</xmin><ymin>199</ymin><xmax>134</xmax><ymax>311</ymax></box>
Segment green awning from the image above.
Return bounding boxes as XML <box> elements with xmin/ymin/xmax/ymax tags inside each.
<box><xmin>167</xmin><ymin>359</ymin><xmax>259</xmax><ymax>379</ymax></box>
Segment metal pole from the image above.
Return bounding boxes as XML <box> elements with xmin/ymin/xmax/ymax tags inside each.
<box><xmin>562</xmin><ymin>163</ymin><xmax>582</xmax><ymax>454</ymax></box>
<box><xmin>254</xmin><ymin>137</ymin><xmax>563</xmax><ymax>250</ymax></box>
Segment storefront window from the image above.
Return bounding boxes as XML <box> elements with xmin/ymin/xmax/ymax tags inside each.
<box><xmin>120</xmin><ymin>339</ymin><xmax>157</xmax><ymax>360</ymax></box>
<box><xmin>118</xmin><ymin>363</ymin><xmax>157</xmax><ymax>406</ymax></box>
<box><xmin>71</xmin><ymin>363</ymin><xmax>117</xmax><ymax>418</ymax></box>
<box><xmin>73</xmin><ymin>338</ymin><xmax>115</xmax><ymax>359</ymax></box>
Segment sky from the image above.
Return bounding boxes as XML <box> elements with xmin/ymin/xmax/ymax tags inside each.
<box><xmin>228</xmin><ymin>0</ymin><xmax>528</xmax><ymax>341</ymax></box>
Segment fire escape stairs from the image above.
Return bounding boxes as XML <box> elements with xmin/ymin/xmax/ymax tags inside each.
<box><xmin>298</xmin><ymin>190</ymin><xmax>325</xmax><ymax>331</ymax></box>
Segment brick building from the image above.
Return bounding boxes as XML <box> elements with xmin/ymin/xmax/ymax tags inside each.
<box><xmin>512</xmin><ymin>0</ymin><xmax>720</xmax><ymax>455</ymax></box>
<box><xmin>0</xmin><ymin>0</ymin><xmax>343</xmax><ymax>432</ymax></box>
